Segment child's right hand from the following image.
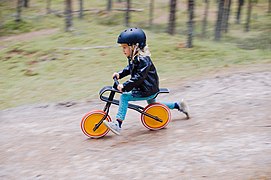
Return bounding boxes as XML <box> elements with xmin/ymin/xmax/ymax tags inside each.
<box><xmin>112</xmin><ymin>72</ymin><xmax>120</xmax><ymax>79</ymax></box>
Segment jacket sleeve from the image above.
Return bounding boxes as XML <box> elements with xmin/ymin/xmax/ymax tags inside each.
<box><xmin>118</xmin><ymin>65</ymin><xmax>130</xmax><ymax>79</ymax></box>
<box><xmin>122</xmin><ymin>60</ymin><xmax>151</xmax><ymax>92</ymax></box>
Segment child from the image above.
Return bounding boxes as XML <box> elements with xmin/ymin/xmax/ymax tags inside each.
<box><xmin>103</xmin><ymin>27</ymin><xmax>189</xmax><ymax>135</ymax></box>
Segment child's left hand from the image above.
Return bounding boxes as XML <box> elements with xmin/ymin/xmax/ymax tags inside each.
<box><xmin>117</xmin><ymin>84</ymin><xmax>124</xmax><ymax>92</ymax></box>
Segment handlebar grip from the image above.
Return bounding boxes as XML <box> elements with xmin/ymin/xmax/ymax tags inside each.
<box><xmin>113</xmin><ymin>77</ymin><xmax>119</xmax><ymax>89</ymax></box>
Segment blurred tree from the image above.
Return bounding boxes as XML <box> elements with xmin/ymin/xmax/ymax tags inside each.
<box><xmin>79</xmin><ymin>0</ymin><xmax>84</xmax><ymax>19</ymax></box>
<box><xmin>65</xmin><ymin>0</ymin><xmax>73</xmax><ymax>31</ymax></box>
<box><xmin>0</xmin><ymin>3</ymin><xmax>2</xmax><ymax>22</ymax></box>
<box><xmin>236</xmin><ymin>0</ymin><xmax>244</xmax><ymax>24</ymax></box>
<box><xmin>201</xmin><ymin>0</ymin><xmax>209</xmax><ymax>38</ymax></box>
<box><xmin>168</xmin><ymin>0</ymin><xmax>177</xmax><ymax>35</ymax></box>
<box><xmin>23</xmin><ymin>0</ymin><xmax>29</xmax><ymax>8</ymax></box>
<box><xmin>107</xmin><ymin>0</ymin><xmax>112</xmax><ymax>11</ymax></box>
<box><xmin>149</xmin><ymin>0</ymin><xmax>154</xmax><ymax>27</ymax></box>
<box><xmin>187</xmin><ymin>0</ymin><xmax>194</xmax><ymax>48</ymax></box>
<box><xmin>125</xmin><ymin>0</ymin><xmax>131</xmax><ymax>27</ymax></box>
<box><xmin>47</xmin><ymin>0</ymin><xmax>51</xmax><ymax>14</ymax></box>
<box><xmin>222</xmin><ymin>0</ymin><xmax>231</xmax><ymax>33</ymax></box>
<box><xmin>245</xmin><ymin>0</ymin><xmax>252</xmax><ymax>32</ymax></box>
<box><xmin>16</xmin><ymin>0</ymin><xmax>23</xmax><ymax>22</ymax></box>
<box><xmin>215</xmin><ymin>0</ymin><xmax>224</xmax><ymax>41</ymax></box>
<box><xmin>269</xmin><ymin>0</ymin><xmax>271</xmax><ymax>13</ymax></box>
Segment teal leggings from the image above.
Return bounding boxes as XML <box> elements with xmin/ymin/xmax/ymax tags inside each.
<box><xmin>116</xmin><ymin>92</ymin><xmax>176</xmax><ymax>121</ymax></box>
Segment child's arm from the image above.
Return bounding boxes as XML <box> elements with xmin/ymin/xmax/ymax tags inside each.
<box><xmin>122</xmin><ymin>60</ymin><xmax>151</xmax><ymax>92</ymax></box>
<box><xmin>118</xmin><ymin>65</ymin><xmax>130</xmax><ymax>79</ymax></box>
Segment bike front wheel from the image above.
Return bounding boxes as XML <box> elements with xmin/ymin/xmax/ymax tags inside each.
<box><xmin>81</xmin><ymin>110</ymin><xmax>111</xmax><ymax>138</ymax></box>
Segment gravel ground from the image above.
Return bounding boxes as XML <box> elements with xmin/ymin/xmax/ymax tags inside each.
<box><xmin>1</xmin><ymin>67</ymin><xmax>271</xmax><ymax>180</ymax></box>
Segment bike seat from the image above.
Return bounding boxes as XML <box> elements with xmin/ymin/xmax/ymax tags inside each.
<box><xmin>159</xmin><ymin>88</ymin><xmax>170</xmax><ymax>94</ymax></box>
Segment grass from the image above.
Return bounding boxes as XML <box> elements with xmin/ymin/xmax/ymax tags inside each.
<box><xmin>0</xmin><ymin>0</ymin><xmax>270</xmax><ymax>109</ymax></box>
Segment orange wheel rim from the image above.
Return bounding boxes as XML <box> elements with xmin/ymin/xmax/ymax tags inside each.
<box><xmin>81</xmin><ymin>110</ymin><xmax>111</xmax><ymax>138</ymax></box>
<box><xmin>141</xmin><ymin>103</ymin><xmax>171</xmax><ymax>130</ymax></box>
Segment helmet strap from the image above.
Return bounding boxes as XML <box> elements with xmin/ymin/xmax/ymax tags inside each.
<box><xmin>129</xmin><ymin>43</ymin><xmax>139</xmax><ymax>61</ymax></box>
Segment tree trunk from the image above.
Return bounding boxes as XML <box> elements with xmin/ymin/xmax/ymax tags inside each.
<box><xmin>268</xmin><ymin>0</ymin><xmax>271</xmax><ymax>13</ymax></box>
<box><xmin>224</xmin><ymin>0</ymin><xmax>231</xmax><ymax>33</ymax></box>
<box><xmin>65</xmin><ymin>0</ymin><xmax>73</xmax><ymax>32</ymax></box>
<box><xmin>47</xmin><ymin>0</ymin><xmax>51</xmax><ymax>14</ymax></box>
<box><xmin>149</xmin><ymin>0</ymin><xmax>154</xmax><ymax>27</ymax></box>
<box><xmin>125</xmin><ymin>0</ymin><xmax>131</xmax><ymax>27</ymax></box>
<box><xmin>201</xmin><ymin>0</ymin><xmax>209</xmax><ymax>38</ymax></box>
<box><xmin>107</xmin><ymin>0</ymin><xmax>112</xmax><ymax>11</ymax></box>
<box><xmin>222</xmin><ymin>0</ymin><xmax>231</xmax><ymax>33</ymax></box>
<box><xmin>245</xmin><ymin>0</ymin><xmax>252</xmax><ymax>32</ymax></box>
<box><xmin>236</xmin><ymin>0</ymin><xmax>244</xmax><ymax>24</ymax></box>
<box><xmin>168</xmin><ymin>0</ymin><xmax>177</xmax><ymax>35</ymax></box>
<box><xmin>23</xmin><ymin>0</ymin><xmax>29</xmax><ymax>8</ymax></box>
<box><xmin>187</xmin><ymin>0</ymin><xmax>194</xmax><ymax>48</ymax></box>
<box><xmin>15</xmin><ymin>0</ymin><xmax>23</xmax><ymax>22</ymax></box>
<box><xmin>79</xmin><ymin>0</ymin><xmax>84</xmax><ymax>19</ymax></box>
<box><xmin>215</xmin><ymin>0</ymin><xmax>224</xmax><ymax>41</ymax></box>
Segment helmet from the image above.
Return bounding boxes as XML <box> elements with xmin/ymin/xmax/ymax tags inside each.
<box><xmin>117</xmin><ymin>27</ymin><xmax>146</xmax><ymax>49</ymax></box>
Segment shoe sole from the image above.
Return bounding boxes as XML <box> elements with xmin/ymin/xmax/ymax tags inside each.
<box><xmin>103</xmin><ymin>120</ymin><xmax>121</xmax><ymax>135</ymax></box>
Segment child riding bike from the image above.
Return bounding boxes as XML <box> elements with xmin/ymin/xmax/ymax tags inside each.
<box><xmin>103</xmin><ymin>27</ymin><xmax>190</xmax><ymax>135</ymax></box>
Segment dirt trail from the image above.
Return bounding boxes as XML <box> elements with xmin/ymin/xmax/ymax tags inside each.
<box><xmin>0</xmin><ymin>67</ymin><xmax>271</xmax><ymax>179</ymax></box>
<box><xmin>0</xmin><ymin>29</ymin><xmax>59</xmax><ymax>50</ymax></box>
<box><xmin>0</xmin><ymin>29</ymin><xmax>59</xmax><ymax>42</ymax></box>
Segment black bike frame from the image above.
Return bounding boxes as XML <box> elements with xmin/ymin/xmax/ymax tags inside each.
<box><xmin>93</xmin><ymin>78</ymin><xmax>169</xmax><ymax>132</ymax></box>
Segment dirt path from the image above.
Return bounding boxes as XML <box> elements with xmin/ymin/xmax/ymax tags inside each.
<box><xmin>0</xmin><ymin>67</ymin><xmax>271</xmax><ymax>179</ymax></box>
<box><xmin>0</xmin><ymin>29</ymin><xmax>59</xmax><ymax>42</ymax></box>
<box><xmin>0</xmin><ymin>29</ymin><xmax>59</xmax><ymax>50</ymax></box>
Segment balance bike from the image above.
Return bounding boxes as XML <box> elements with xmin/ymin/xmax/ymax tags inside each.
<box><xmin>81</xmin><ymin>78</ymin><xmax>171</xmax><ymax>138</ymax></box>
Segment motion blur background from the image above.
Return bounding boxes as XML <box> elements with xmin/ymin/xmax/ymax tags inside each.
<box><xmin>0</xmin><ymin>0</ymin><xmax>270</xmax><ymax>109</ymax></box>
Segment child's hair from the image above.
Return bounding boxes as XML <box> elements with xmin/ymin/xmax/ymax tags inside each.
<box><xmin>139</xmin><ymin>45</ymin><xmax>151</xmax><ymax>57</ymax></box>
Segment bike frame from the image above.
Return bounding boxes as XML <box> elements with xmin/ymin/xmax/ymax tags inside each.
<box><xmin>93</xmin><ymin>84</ymin><xmax>169</xmax><ymax>132</ymax></box>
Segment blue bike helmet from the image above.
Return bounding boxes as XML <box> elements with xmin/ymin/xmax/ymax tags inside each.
<box><xmin>117</xmin><ymin>27</ymin><xmax>146</xmax><ymax>49</ymax></box>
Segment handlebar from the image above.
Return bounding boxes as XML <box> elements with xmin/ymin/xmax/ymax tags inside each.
<box><xmin>113</xmin><ymin>76</ymin><xmax>119</xmax><ymax>90</ymax></box>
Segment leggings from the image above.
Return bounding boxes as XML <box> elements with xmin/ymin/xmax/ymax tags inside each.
<box><xmin>116</xmin><ymin>92</ymin><xmax>176</xmax><ymax>121</ymax></box>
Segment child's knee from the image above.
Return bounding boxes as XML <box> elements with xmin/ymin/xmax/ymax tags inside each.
<box><xmin>120</xmin><ymin>93</ymin><xmax>130</xmax><ymax>101</ymax></box>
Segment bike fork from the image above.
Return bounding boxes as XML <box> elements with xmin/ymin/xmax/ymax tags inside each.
<box><xmin>93</xmin><ymin>91</ymin><xmax>115</xmax><ymax>131</ymax></box>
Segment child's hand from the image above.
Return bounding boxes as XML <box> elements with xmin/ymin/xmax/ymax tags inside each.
<box><xmin>117</xmin><ymin>84</ymin><xmax>124</xmax><ymax>92</ymax></box>
<box><xmin>112</xmin><ymin>72</ymin><xmax>120</xmax><ymax>79</ymax></box>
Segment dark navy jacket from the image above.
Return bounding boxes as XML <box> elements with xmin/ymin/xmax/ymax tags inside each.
<box><xmin>118</xmin><ymin>55</ymin><xmax>159</xmax><ymax>97</ymax></box>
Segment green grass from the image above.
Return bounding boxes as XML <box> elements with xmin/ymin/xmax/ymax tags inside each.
<box><xmin>0</xmin><ymin>0</ymin><xmax>270</xmax><ymax>109</ymax></box>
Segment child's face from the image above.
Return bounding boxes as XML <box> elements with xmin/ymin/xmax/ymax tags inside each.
<box><xmin>121</xmin><ymin>44</ymin><xmax>131</xmax><ymax>57</ymax></box>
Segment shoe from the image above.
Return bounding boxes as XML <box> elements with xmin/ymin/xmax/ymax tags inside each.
<box><xmin>177</xmin><ymin>99</ymin><xmax>190</xmax><ymax>119</ymax></box>
<box><xmin>103</xmin><ymin>120</ymin><xmax>121</xmax><ymax>135</ymax></box>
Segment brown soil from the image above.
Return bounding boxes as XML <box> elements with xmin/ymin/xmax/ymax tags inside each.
<box><xmin>0</xmin><ymin>66</ymin><xmax>271</xmax><ymax>179</ymax></box>
<box><xmin>0</xmin><ymin>29</ymin><xmax>59</xmax><ymax>42</ymax></box>
<box><xmin>0</xmin><ymin>29</ymin><xmax>59</xmax><ymax>50</ymax></box>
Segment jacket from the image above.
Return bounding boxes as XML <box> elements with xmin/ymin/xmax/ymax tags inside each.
<box><xmin>118</xmin><ymin>55</ymin><xmax>159</xmax><ymax>97</ymax></box>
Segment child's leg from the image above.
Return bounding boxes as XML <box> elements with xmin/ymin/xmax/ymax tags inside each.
<box><xmin>156</xmin><ymin>100</ymin><xmax>190</xmax><ymax>119</ymax></box>
<box><xmin>116</xmin><ymin>92</ymin><xmax>157</xmax><ymax>121</ymax></box>
<box><xmin>147</xmin><ymin>98</ymin><xmax>176</xmax><ymax>109</ymax></box>
<box><xmin>160</xmin><ymin>101</ymin><xmax>176</xmax><ymax>109</ymax></box>
<box><xmin>116</xmin><ymin>92</ymin><xmax>133</xmax><ymax>121</ymax></box>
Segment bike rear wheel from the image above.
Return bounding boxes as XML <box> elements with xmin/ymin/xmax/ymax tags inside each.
<box><xmin>141</xmin><ymin>103</ymin><xmax>171</xmax><ymax>130</ymax></box>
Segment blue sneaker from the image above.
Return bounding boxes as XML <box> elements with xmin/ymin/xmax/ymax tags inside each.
<box><xmin>177</xmin><ymin>99</ymin><xmax>190</xmax><ymax>119</ymax></box>
<box><xmin>103</xmin><ymin>120</ymin><xmax>121</xmax><ymax>135</ymax></box>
